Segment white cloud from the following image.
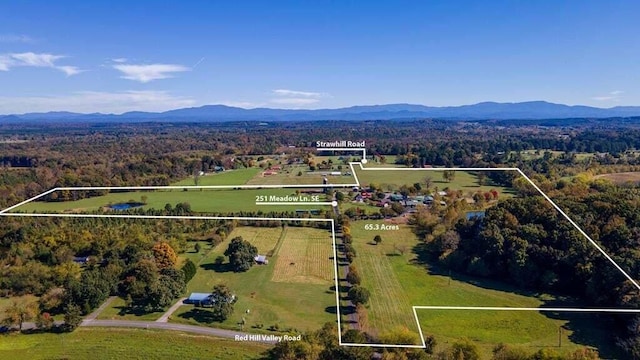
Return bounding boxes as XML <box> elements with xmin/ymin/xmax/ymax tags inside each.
<box><xmin>592</xmin><ymin>90</ymin><xmax>624</xmax><ymax>102</ymax></box>
<box><xmin>0</xmin><ymin>90</ymin><xmax>197</xmax><ymax>115</ymax></box>
<box><xmin>113</xmin><ymin>63</ymin><xmax>190</xmax><ymax>83</ymax></box>
<box><xmin>0</xmin><ymin>34</ymin><xmax>34</xmax><ymax>43</ymax></box>
<box><xmin>272</xmin><ymin>89</ymin><xmax>325</xmax><ymax>98</ymax></box>
<box><xmin>270</xmin><ymin>98</ymin><xmax>321</xmax><ymax>105</ymax></box>
<box><xmin>270</xmin><ymin>88</ymin><xmax>330</xmax><ymax>108</ymax></box>
<box><xmin>0</xmin><ymin>52</ymin><xmax>83</xmax><ymax>76</ymax></box>
<box><xmin>54</xmin><ymin>65</ymin><xmax>83</xmax><ymax>76</ymax></box>
<box><xmin>10</xmin><ymin>52</ymin><xmax>62</xmax><ymax>67</ymax></box>
<box><xmin>112</xmin><ymin>58</ymin><xmax>128</xmax><ymax>63</ymax></box>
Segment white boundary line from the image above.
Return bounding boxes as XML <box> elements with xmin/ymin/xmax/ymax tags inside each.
<box><xmin>317</xmin><ymin>147</ymin><xmax>366</xmax><ymax>161</ymax></box>
<box><xmin>414</xmin><ymin>306</ymin><xmax>640</xmax><ymax>313</ymax></box>
<box><xmin>256</xmin><ymin>202</ymin><xmax>333</xmax><ymax>206</ymax></box>
<box><xmin>0</xmin><ymin>187</ymin><xmax>58</xmax><ymax>215</ymax></box>
<box><xmin>2</xmin><ymin>160</ymin><xmax>639</xmax><ymax>348</ymax></box>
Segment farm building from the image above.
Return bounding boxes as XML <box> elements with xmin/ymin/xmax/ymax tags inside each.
<box><xmin>254</xmin><ymin>255</ymin><xmax>269</xmax><ymax>264</ymax></box>
<box><xmin>184</xmin><ymin>292</ymin><xmax>212</xmax><ymax>305</ymax></box>
<box><xmin>184</xmin><ymin>292</ymin><xmax>237</xmax><ymax>306</ymax></box>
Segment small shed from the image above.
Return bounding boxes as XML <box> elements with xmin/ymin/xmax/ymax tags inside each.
<box><xmin>254</xmin><ymin>255</ymin><xmax>269</xmax><ymax>264</ymax></box>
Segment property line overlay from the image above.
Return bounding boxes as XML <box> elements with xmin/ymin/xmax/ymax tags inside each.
<box><xmin>1</xmin><ymin>158</ymin><xmax>639</xmax><ymax>348</ymax></box>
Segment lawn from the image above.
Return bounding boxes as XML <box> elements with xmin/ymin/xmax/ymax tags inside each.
<box><xmin>172</xmin><ymin>226</ymin><xmax>336</xmax><ymax>334</ymax></box>
<box><xmin>96</xmin><ymin>297</ymin><xmax>166</xmax><ymax>321</ymax></box>
<box><xmin>346</xmin><ymin>220</ymin><xmax>613</xmax><ymax>356</ymax></box>
<box><xmin>0</xmin><ymin>328</ymin><xmax>268</xmax><ymax>359</ymax></box>
<box><xmin>14</xmin><ymin>188</ymin><xmax>331</xmax><ymax>214</ymax></box>
<box><xmin>354</xmin><ymin>166</ymin><xmax>514</xmax><ymax>196</ymax></box>
<box><xmin>173</xmin><ymin>168</ymin><xmax>261</xmax><ymax>186</ymax></box>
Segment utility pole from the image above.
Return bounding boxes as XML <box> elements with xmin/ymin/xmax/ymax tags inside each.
<box><xmin>558</xmin><ymin>326</ymin><xmax>562</xmax><ymax>347</ymax></box>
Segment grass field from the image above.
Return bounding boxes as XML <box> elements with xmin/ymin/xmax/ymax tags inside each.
<box><xmin>271</xmin><ymin>227</ymin><xmax>333</xmax><ymax>285</ymax></box>
<box><xmin>226</xmin><ymin>227</ymin><xmax>283</xmax><ymax>255</ymax></box>
<box><xmin>14</xmin><ymin>188</ymin><xmax>330</xmax><ymax>214</ymax></box>
<box><xmin>594</xmin><ymin>171</ymin><xmax>640</xmax><ymax>185</ymax></box>
<box><xmin>172</xmin><ymin>226</ymin><xmax>336</xmax><ymax>333</ymax></box>
<box><xmin>517</xmin><ymin>150</ymin><xmax>595</xmax><ymax>161</ymax></box>
<box><xmin>0</xmin><ymin>328</ymin><xmax>268</xmax><ymax>359</ymax></box>
<box><xmin>354</xmin><ymin>167</ymin><xmax>515</xmax><ymax>196</ymax></box>
<box><xmin>347</xmin><ymin>220</ymin><xmax>613</xmax><ymax>356</ymax></box>
<box><xmin>173</xmin><ymin>168</ymin><xmax>261</xmax><ymax>186</ymax></box>
<box><xmin>348</xmin><ymin>222</ymin><xmax>423</xmax><ymax>341</ymax></box>
<box><xmin>245</xmin><ymin>164</ymin><xmax>355</xmax><ymax>185</ymax></box>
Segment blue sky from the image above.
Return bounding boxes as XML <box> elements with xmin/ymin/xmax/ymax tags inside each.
<box><xmin>1</xmin><ymin>0</ymin><xmax>639</xmax><ymax>114</ymax></box>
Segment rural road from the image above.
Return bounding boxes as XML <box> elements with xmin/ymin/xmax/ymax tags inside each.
<box><xmin>81</xmin><ymin>319</ymin><xmax>278</xmax><ymax>343</ymax></box>
<box><xmin>15</xmin><ymin>296</ymin><xmax>276</xmax><ymax>345</ymax></box>
<box><xmin>83</xmin><ymin>296</ymin><xmax>117</xmax><ymax>322</ymax></box>
<box><xmin>156</xmin><ymin>297</ymin><xmax>187</xmax><ymax>322</ymax></box>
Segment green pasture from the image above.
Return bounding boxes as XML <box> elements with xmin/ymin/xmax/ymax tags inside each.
<box><xmin>0</xmin><ymin>328</ymin><xmax>268</xmax><ymax>359</ymax></box>
<box><xmin>171</xmin><ymin>226</ymin><xmax>337</xmax><ymax>334</ymax></box>
<box><xmin>346</xmin><ymin>220</ymin><xmax>612</xmax><ymax>356</ymax></box>
<box><xmin>14</xmin><ymin>188</ymin><xmax>331</xmax><ymax>214</ymax></box>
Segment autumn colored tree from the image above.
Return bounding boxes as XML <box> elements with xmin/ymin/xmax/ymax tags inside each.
<box><xmin>2</xmin><ymin>295</ymin><xmax>39</xmax><ymax>331</ymax></box>
<box><xmin>153</xmin><ymin>241</ymin><xmax>178</xmax><ymax>269</ymax></box>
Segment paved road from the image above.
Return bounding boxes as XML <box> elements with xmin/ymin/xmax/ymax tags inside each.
<box><xmin>84</xmin><ymin>296</ymin><xmax>117</xmax><ymax>322</ymax></box>
<box><xmin>156</xmin><ymin>297</ymin><xmax>187</xmax><ymax>323</ymax></box>
<box><xmin>81</xmin><ymin>319</ymin><xmax>278</xmax><ymax>343</ymax></box>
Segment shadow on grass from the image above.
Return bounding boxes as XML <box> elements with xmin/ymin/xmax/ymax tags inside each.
<box><xmin>116</xmin><ymin>306</ymin><xmax>162</xmax><ymax>317</ymax></box>
<box><xmin>325</xmin><ymin>306</ymin><xmax>338</xmax><ymax>314</ymax></box>
<box><xmin>178</xmin><ymin>308</ymin><xmax>222</xmax><ymax>324</ymax></box>
<box><xmin>342</xmin><ymin>305</ymin><xmax>356</xmax><ymax>316</ymax></box>
<box><xmin>200</xmin><ymin>262</ymin><xmax>234</xmax><ymax>273</ymax></box>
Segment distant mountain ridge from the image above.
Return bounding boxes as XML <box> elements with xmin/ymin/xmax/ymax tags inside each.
<box><xmin>4</xmin><ymin>101</ymin><xmax>640</xmax><ymax>122</ymax></box>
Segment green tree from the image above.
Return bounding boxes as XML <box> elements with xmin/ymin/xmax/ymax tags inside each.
<box><xmin>181</xmin><ymin>259</ymin><xmax>197</xmax><ymax>283</ymax></box>
<box><xmin>224</xmin><ymin>236</ymin><xmax>258</xmax><ymax>272</ymax></box>
<box><xmin>63</xmin><ymin>303</ymin><xmax>83</xmax><ymax>332</ymax></box>
<box><xmin>443</xmin><ymin>170</ymin><xmax>456</xmax><ymax>183</ymax></box>
<box><xmin>348</xmin><ymin>286</ymin><xmax>371</xmax><ymax>306</ymax></box>
<box><xmin>438</xmin><ymin>339</ymin><xmax>480</xmax><ymax>360</ymax></box>
<box><xmin>373</xmin><ymin>234</ymin><xmax>382</xmax><ymax>245</ymax></box>
<box><xmin>209</xmin><ymin>284</ymin><xmax>235</xmax><ymax>321</ymax></box>
<box><xmin>194</xmin><ymin>242</ymin><xmax>202</xmax><ymax>253</ymax></box>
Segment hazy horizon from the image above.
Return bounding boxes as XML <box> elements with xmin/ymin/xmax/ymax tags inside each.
<box><xmin>1</xmin><ymin>1</ymin><xmax>639</xmax><ymax>114</ymax></box>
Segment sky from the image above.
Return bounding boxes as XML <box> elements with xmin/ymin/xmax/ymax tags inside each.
<box><xmin>1</xmin><ymin>0</ymin><xmax>639</xmax><ymax>114</ymax></box>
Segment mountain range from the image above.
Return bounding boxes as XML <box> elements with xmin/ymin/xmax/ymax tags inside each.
<box><xmin>3</xmin><ymin>101</ymin><xmax>640</xmax><ymax>122</ymax></box>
